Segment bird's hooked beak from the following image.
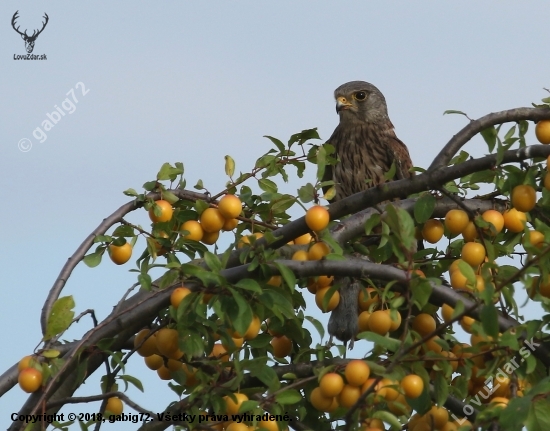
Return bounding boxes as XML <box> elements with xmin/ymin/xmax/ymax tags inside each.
<box><xmin>335</xmin><ymin>96</ymin><xmax>353</xmax><ymax>113</ymax></box>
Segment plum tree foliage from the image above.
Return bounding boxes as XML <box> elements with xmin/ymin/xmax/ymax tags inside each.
<box><xmin>4</xmin><ymin>100</ymin><xmax>550</xmax><ymax>431</ymax></box>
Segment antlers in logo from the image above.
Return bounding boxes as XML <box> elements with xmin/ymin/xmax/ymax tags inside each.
<box><xmin>12</xmin><ymin>11</ymin><xmax>49</xmax><ymax>54</ymax></box>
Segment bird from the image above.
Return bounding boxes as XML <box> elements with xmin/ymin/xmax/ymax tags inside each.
<box><xmin>322</xmin><ymin>81</ymin><xmax>414</xmax><ymax>201</ymax></box>
<box><xmin>324</xmin><ymin>81</ymin><xmax>414</xmax><ymax>349</ymax></box>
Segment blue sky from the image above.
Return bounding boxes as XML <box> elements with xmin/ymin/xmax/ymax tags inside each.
<box><xmin>2</xmin><ymin>1</ymin><xmax>549</xmax><ymax>428</ymax></box>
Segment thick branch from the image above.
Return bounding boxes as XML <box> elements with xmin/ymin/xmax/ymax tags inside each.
<box><xmin>231</xmin><ymin>144</ymin><xmax>550</xmax><ymax>262</ymax></box>
<box><xmin>46</xmin><ymin>391</ymin><xmax>154</xmax><ymax>414</ymax></box>
<box><xmin>429</xmin><ymin>107</ymin><xmax>550</xmax><ymax>170</ymax></box>
<box><xmin>330</xmin><ymin>197</ymin><xmax>506</xmax><ymax>245</ymax></box>
<box><xmin>40</xmin><ymin>189</ymin><xmax>209</xmax><ymax>335</ymax></box>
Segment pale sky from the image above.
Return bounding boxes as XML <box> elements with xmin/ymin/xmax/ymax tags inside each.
<box><xmin>2</xmin><ymin>2</ymin><xmax>549</xmax><ymax>428</ymax></box>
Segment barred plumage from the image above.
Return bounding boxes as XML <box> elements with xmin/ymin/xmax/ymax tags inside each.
<box><xmin>324</xmin><ymin>81</ymin><xmax>414</xmax><ymax>348</ymax></box>
<box><xmin>323</xmin><ymin>81</ymin><xmax>413</xmax><ymax>201</ymax></box>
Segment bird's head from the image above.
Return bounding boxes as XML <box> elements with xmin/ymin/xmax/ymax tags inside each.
<box><xmin>334</xmin><ymin>81</ymin><xmax>389</xmax><ymax>125</ymax></box>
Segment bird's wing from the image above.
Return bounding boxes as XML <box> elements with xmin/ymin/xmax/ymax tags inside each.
<box><xmin>387</xmin><ymin>135</ymin><xmax>414</xmax><ymax>181</ymax></box>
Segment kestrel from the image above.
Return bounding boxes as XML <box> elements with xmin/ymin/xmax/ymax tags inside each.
<box><xmin>323</xmin><ymin>81</ymin><xmax>413</xmax><ymax>201</ymax></box>
<box><xmin>324</xmin><ymin>81</ymin><xmax>414</xmax><ymax>348</ymax></box>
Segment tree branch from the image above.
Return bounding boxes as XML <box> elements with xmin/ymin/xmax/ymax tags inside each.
<box><xmin>230</xmin><ymin>144</ymin><xmax>550</xmax><ymax>262</ymax></box>
<box><xmin>429</xmin><ymin>107</ymin><xmax>550</xmax><ymax>170</ymax></box>
<box><xmin>330</xmin><ymin>197</ymin><xmax>506</xmax><ymax>246</ymax></box>
<box><xmin>40</xmin><ymin>189</ymin><xmax>209</xmax><ymax>335</ymax></box>
<box><xmin>46</xmin><ymin>391</ymin><xmax>154</xmax><ymax>415</ymax></box>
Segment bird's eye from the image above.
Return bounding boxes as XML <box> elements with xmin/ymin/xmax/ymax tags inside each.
<box><xmin>354</xmin><ymin>91</ymin><xmax>367</xmax><ymax>101</ymax></box>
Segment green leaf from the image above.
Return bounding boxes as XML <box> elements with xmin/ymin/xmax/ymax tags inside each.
<box><xmin>271</xmin><ymin>195</ymin><xmax>296</xmax><ymax>213</ymax></box>
<box><xmin>235</xmin><ymin>278</ymin><xmax>263</xmax><ymax>293</ymax></box>
<box><xmin>378</xmin><ymin>222</ymin><xmax>390</xmax><ymax>248</ymax></box>
<box><xmin>467</xmin><ymin>169</ymin><xmax>496</xmax><ymax>185</ymax></box>
<box><xmin>316</xmin><ymin>145</ymin><xmax>327</xmax><ymax>181</ymax></box>
<box><xmin>357</xmin><ymin>332</ymin><xmax>400</xmax><ymax>352</ymax></box>
<box><xmin>123</xmin><ymin>188</ymin><xmax>138</xmax><ymax>197</ymax></box>
<box><xmin>255</xmin><ymin>154</ymin><xmax>277</xmax><ymax>169</ymax></box>
<box><xmin>499</xmin><ymin>396</ymin><xmax>531</xmax><ymax>431</ymax></box>
<box><xmin>452</xmin><ymin>300</ymin><xmax>465</xmax><ymax>318</ymax></box>
<box><xmin>143</xmin><ymin>180</ymin><xmax>157</xmax><ymax>191</ymax></box>
<box><xmin>323</xmin><ymin>186</ymin><xmax>336</xmax><ymax>201</ymax></box>
<box><xmin>194</xmin><ymin>179</ymin><xmax>204</xmax><ymax>190</ymax></box>
<box><xmin>526</xmin><ymin>398</ymin><xmax>550</xmax><ymax>431</ymax></box>
<box><xmin>519</xmin><ymin>119</ymin><xmax>529</xmax><ymax>137</ymax></box>
<box><xmin>41</xmin><ymin>349</ymin><xmax>61</xmax><ymax>359</ymax></box>
<box><xmin>258</xmin><ymin>178</ymin><xmax>278</xmax><ymax>193</ymax></box>
<box><xmin>273</xmin><ymin>262</ymin><xmax>296</xmax><ymax>293</ymax></box>
<box><xmin>305</xmin><ymin>316</ymin><xmax>325</xmax><ymax>339</ymax></box>
<box><xmin>319</xmin><ymin>230</ymin><xmax>343</xmax><ymax>256</ymax></box>
<box><xmin>324</xmin><ymin>253</ymin><xmax>346</xmax><ymax>262</ymax></box>
<box><xmin>444</xmin><ymin>181</ymin><xmax>460</xmax><ymax>193</ymax></box>
<box><xmin>287</xmin><ymin>128</ymin><xmax>320</xmax><ymax>146</ymax></box>
<box><xmin>163</xmin><ymin>190</ymin><xmax>179</xmax><ymax>204</ymax></box>
<box><xmin>260</xmin><ymin>289</ymin><xmax>295</xmax><ymax>318</ymax></box>
<box><xmin>138</xmin><ymin>273</ymin><xmax>152</xmax><ymax>290</ymax></box>
<box><xmin>525</xmin><ymin>351</ymin><xmax>537</xmax><ymax>374</ymax></box>
<box><xmin>410</xmin><ymin>278</ymin><xmax>433</xmax><ymax>309</ymax></box>
<box><xmin>94</xmin><ymin>235</ymin><xmax>112</xmax><ymax>244</ymax></box>
<box><xmin>275</xmin><ymin>389</ymin><xmax>302</xmax><ymax>405</ymax></box>
<box><xmin>44</xmin><ymin>296</ymin><xmax>75</xmax><ymax>340</ymax></box>
<box><xmin>249</xmin><ymin>362</ymin><xmax>280</xmax><ymax>391</ymax></box>
<box><xmin>365</xmin><ymin>213</ymin><xmax>381</xmax><ymax>235</ymax></box>
<box><xmin>157</xmin><ymin>162</ymin><xmax>172</xmax><ymax>180</ymax></box>
<box><xmin>383</xmin><ymin>204</ymin><xmax>416</xmax><ymax>254</ymax></box>
<box><xmin>458</xmin><ymin>260</ymin><xmax>476</xmax><ymax>285</ymax></box>
<box><xmin>204</xmin><ymin>251</ymin><xmax>222</xmax><ymax>272</ymax></box>
<box><xmin>226</xmin><ymin>288</ymin><xmax>253</xmax><ymax>336</ymax></box>
<box><xmin>297</xmin><ymin>183</ymin><xmax>315</xmax><ymax>203</ymax></box>
<box><xmin>112</xmin><ymin>225</ymin><xmax>135</xmax><ymax>237</ymax></box>
<box><xmin>405</xmin><ymin>384</ymin><xmax>432</xmax><ymax>416</ymax></box>
<box><xmin>414</xmin><ymin>193</ymin><xmax>436</xmax><ymax>223</ymax></box>
<box><xmin>529</xmin><ymin>378</ymin><xmax>550</xmax><ymax>397</ymax></box>
<box><xmin>224</xmin><ymin>155</ymin><xmax>236</xmax><ymax>178</ymax></box>
<box><xmin>450</xmin><ymin>150</ymin><xmax>470</xmax><ymax>165</ymax></box>
<box><xmin>83</xmin><ymin>250</ymin><xmax>103</xmax><ymax>268</ymax></box>
<box><xmin>434</xmin><ymin>371</ymin><xmax>449</xmax><ymax>407</ymax></box>
<box><xmin>119</xmin><ymin>374</ymin><xmax>144</xmax><ymax>392</ymax></box>
<box><xmin>179</xmin><ymin>330</ymin><xmax>206</xmax><ymax>358</ymax></box>
<box><xmin>157</xmin><ymin>162</ymin><xmax>182</xmax><ymax>181</ymax></box>
<box><xmin>97</xmin><ymin>338</ymin><xmax>115</xmax><ymax>351</ymax></box>
<box><xmin>372</xmin><ymin>411</ymin><xmax>402</xmax><ymax>431</ymax></box>
<box><xmin>500</xmin><ymin>331</ymin><xmax>520</xmax><ymax>351</ymax></box>
<box><xmin>389</xmin><ymin>206</ymin><xmax>416</xmax><ymax>251</ymax></box>
<box><xmin>443</xmin><ymin>109</ymin><xmax>469</xmax><ymax>117</ymax></box>
<box><xmin>194</xmin><ymin>199</ymin><xmax>209</xmax><ymax>215</ymax></box>
<box><xmin>181</xmin><ymin>263</ymin><xmax>225</xmax><ymax>286</ymax></box>
<box><xmin>383</xmin><ymin>161</ymin><xmax>397</xmax><ymax>181</ymax></box>
<box><xmin>504</xmin><ymin>124</ymin><xmax>517</xmax><ymax>141</ymax></box>
<box><xmin>264</xmin><ymin>135</ymin><xmax>285</xmax><ymax>152</ymax></box>
<box><xmin>481</xmin><ymin>126</ymin><xmax>498</xmax><ymax>152</ymax></box>
<box><xmin>480</xmin><ymin>304</ymin><xmax>499</xmax><ymax>338</ymax></box>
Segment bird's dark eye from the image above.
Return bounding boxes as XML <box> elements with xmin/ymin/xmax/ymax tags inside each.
<box><xmin>354</xmin><ymin>91</ymin><xmax>367</xmax><ymax>101</ymax></box>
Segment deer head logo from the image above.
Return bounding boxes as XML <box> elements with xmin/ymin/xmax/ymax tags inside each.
<box><xmin>11</xmin><ymin>11</ymin><xmax>49</xmax><ymax>53</ymax></box>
